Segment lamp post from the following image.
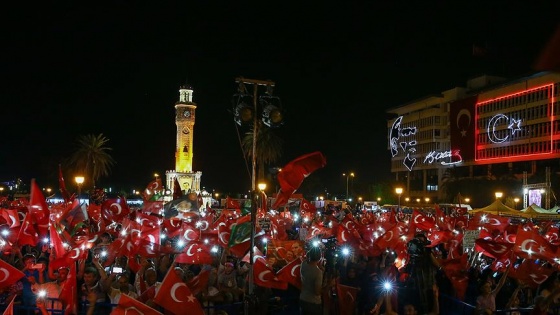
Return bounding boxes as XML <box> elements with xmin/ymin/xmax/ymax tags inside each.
<box><xmin>514</xmin><ymin>197</ymin><xmax>520</xmax><ymax>209</ymax></box>
<box><xmin>0</xmin><ymin>187</ymin><xmax>3</xmax><ymax>195</ymax></box>
<box><xmin>233</xmin><ymin>77</ymin><xmax>283</xmax><ymax>315</ymax></box>
<box><xmin>343</xmin><ymin>172</ymin><xmax>354</xmax><ymax>200</ymax></box>
<box><xmin>395</xmin><ymin>187</ymin><xmax>403</xmax><ymax>212</ymax></box>
<box><xmin>495</xmin><ymin>191</ymin><xmax>503</xmax><ymax>200</ymax></box>
<box><xmin>75</xmin><ymin>176</ymin><xmax>84</xmax><ymax>203</ymax></box>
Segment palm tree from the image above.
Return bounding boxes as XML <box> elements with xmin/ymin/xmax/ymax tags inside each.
<box><xmin>68</xmin><ymin>134</ymin><xmax>115</xmax><ymax>188</ymax></box>
<box><xmin>241</xmin><ymin>123</ymin><xmax>284</xmax><ymax>186</ymax></box>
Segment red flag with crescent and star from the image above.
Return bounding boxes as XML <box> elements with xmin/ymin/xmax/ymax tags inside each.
<box><xmin>186</xmin><ymin>269</ymin><xmax>210</xmax><ymax>296</ymax></box>
<box><xmin>58</xmin><ymin>164</ymin><xmax>73</xmax><ymax>203</ymax></box>
<box><xmin>276</xmin><ymin>257</ymin><xmax>303</xmax><ymax>289</ymax></box>
<box><xmin>449</xmin><ymin>96</ymin><xmax>477</xmax><ymax>161</ymax></box>
<box><xmin>336</xmin><ymin>282</ymin><xmax>359</xmax><ymax>315</ymax></box>
<box><xmin>514</xmin><ymin>226</ymin><xmax>558</xmax><ymax>263</ymax></box>
<box><xmin>0</xmin><ymin>259</ymin><xmax>25</xmax><ymax>289</ymax></box>
<box><xmin>112</xmin><ymin>292</ymin><xmax>163</xmax><ymax>315</ymax></box>
<box><xmin>272</xmin><ymin>151</ymin><xmax>327</xmax><ymax>209</ymax></box>
<box><xmin>28</xmin><ymin>179</ymin><xmax>50</xmax><ymax>237</ymax></box>
<box><xmin>253</xmin><ymin>258</ymin><xmax>288</xmax><ymax>290</ymax></box>
<box><xmin>2</xmin><ymin>295</ymin><xmax>15</xmax><ymax>315</ymax></box>
<box><xmin>509</xmin><ymin>258</ymin><xmax>554</xmax><ymax>289</ymax></box>
<box><xmin>153</xmin><ymin>265</ymin><xmax>204</xmax><ymax>315</ymax></box>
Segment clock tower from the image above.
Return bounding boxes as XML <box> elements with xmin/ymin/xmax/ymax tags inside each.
<box><xmin>166</xmin><ymin>85</ymin><xmax>202</xmax><ymax>194</ymax></box>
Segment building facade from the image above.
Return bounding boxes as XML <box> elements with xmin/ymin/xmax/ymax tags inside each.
<box><xmin>387</xmin><ymin>71</ymin><xmax>560</xmax><ymax>207</ymax></box>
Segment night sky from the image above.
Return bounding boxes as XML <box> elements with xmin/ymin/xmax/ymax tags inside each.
<box><xmin>2</xmin><ymin>2</ymin><xmax>559</xmax><ymax>196</ymax></box>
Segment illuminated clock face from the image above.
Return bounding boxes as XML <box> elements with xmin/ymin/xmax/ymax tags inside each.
<box><xmin>182</xmin><ymin>127</ymin><xmax>190</xmax><ymax>135</ymax></box>
<box><xmin>183</xmin><ymin>110</ymin><xmax>191</xmax><ymax>118</ymax></box>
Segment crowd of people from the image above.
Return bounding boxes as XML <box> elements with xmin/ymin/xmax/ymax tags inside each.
<box><xmin>1</xmin><ymin>222</ymin><xmax>559</xmax><ymax>315</ymax></box>
<box><xmin>3</xmin><ymin>187</ymin><xmax>560</xmax><ymax>315</ymax></box>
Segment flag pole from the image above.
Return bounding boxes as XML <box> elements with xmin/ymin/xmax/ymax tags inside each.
<box><xmin>235</xmin><ymin>77</ymin><xmax>276</xmax><ymax>315</ymax></box>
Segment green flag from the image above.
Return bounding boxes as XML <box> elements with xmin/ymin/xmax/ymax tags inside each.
<box><xmin>228</xmin><ymin>221</ymin><xmax>252</xmax><ymax>247</ymax></box>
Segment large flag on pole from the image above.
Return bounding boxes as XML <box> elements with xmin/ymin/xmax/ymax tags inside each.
<box><xmin>272</xmin><ymin>151</ymin><xmax>326</xmax><ymax>209</ymax></box>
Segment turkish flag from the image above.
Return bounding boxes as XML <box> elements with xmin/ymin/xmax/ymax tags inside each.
<box><xmin>373</xmin><ymin>224</ymin><xmax>403</xmax><ymax>250</ymax></box>
<box><xmin>101</xmin><ymin>197</ymin><xmax>130</xmax><ymax>223</ymax></box>
<box><xmin>16</xmin><ymin>214</ymin><xmax>38</xmax><ymax>247</ymax></box>
<box><xmin>58</xmin><ymin>164</ymin><xmax>73</xmax><ymax>203</ymax></box>
<box><xmin>410</xmin><ymin>210</ymin><xmax>436</xmax><ymax>232</ymax></box>
<box><xmin>49</xmin><ymin>223</ymin><xmax>67</xmax><ymax>259</ymax></box>
<box><xmin>439</xmin><ymin>255</ymin><xmax>470</xmax><ymax>300</ymax></box>
<box><xmin>143</xmin><ymin>200</ymin><xmax>165</xmax><ymax>215</ymax></box>
<box><xmin>449</xmin><ymin>95</ymin><xmax>477</xmax><ymax>161</ymax></box>
<box><xmin>59</xmin><ymin>263</ymin><xmax>77</xmax><ymax>314</ymax></box>
<box><xmin>336</xmin><ymin>282</ymin><xmax>359</xmax><ymax>315</ymax></box>
<box><xmin>272</xmin><ymin>151</ymin><xmax>327</xmax><ymax>209</ymax></box>
<box><xmin>510</xmin><ymin>258</ymin><xmax>554</xmax><ymax>289</ymax></box>
<box><xmin>176</xmin><ymin>241</ymin><xmax>213</xmax><ymax>265</ymax></box>
<box><xmin>300</xmin><ymin>198</ymin><xmax>317</xmax><ymax>214</ymax></box>
<box><xmin>337</xmin><ymin>225</ymin><xmax>359</xmax><ymax>246</ymax></box>
<box><xmin>112</xmin><ymin>293</ymin><xmax>163</xmax><ymax>315</ymax></box>
<box><xmin>153</xmin><ymin>267</ymin><xmax>204</xmax><ymax>315</ymax></box>
<box><xmin>142</xmin><ymin>178</ymin><xmax>163</xmax><ymax>202</ymax></box>
<box><xmin>50</xmin><ymin>243</ymin><xmax>89</xmax><ymax>270</ymax></box>
<box><xmin>2</xmin><ymin>295</ymin><xmax>15</xmax><ymax>315</ymax></box>
<box><xmin>514</xmin><ymin>226</ymin><xmax>558</xmax><ymax>263</ymax></box>
<box><xmin>475</xmin><ymin>238</ymin><xmax>514</xmax><ymax>259</ymax></box>
<box><xmin>277</xmin><ymin>257</ymin><xmax>302</xmax><ymax>289</ymax></box>
<box><xmin>426</xmin><ymin>230</ymin><xmax>452</xmax><ymax>248</ymax></box>
<box><xmin>253</xmin><ymin>258</ymin><xmax>288</xmax><ymax>290</ymax></box>
<box><xmin>162</xmin><ymin>218</ymin><xmax>184</xmax><ymax>238</ymax></box>
<box><xmin>0</xmin><ymin>259</ymin><xmax>25</xmax><ymax>289</ymax></box>
<box><xmin>545</xmin><ymin>225</ymin><xmax>560</xmax><ymax>245</ymax></box>
<box><xmin>225</xmin><ymin>196</ymin><xmax>241</xmax><ymax>209</ymax></box>
<box><xmin>241</xmin><ymin>246</ymin><xmax>267</xmax><ymax>264</ymax></box>
<box><xmin>472</xmin><ymin>212</ymin><xmax>510</xmax><ymax>233</ymax></box>
<box><xmin>186</xmin><ymin>269</ymin><xmax>210</xmax><ymax>296</ymax></box>
<box><xmin>1</xmin><ymin>209</ymin><xmax>20</xmax><ymax>229</ymax></box>
<box><xmin>28</xmin><ymin>179</ymin><xmax>50</xmax><ymax>237</ymax></box>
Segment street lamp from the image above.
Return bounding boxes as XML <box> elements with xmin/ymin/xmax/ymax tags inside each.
<box><xmin>514</xmin><ymin>197</ymin><xmax>520</xmax><ymax>209</ymax></box>
<box><xmin>75</xmin><ymin>176</ymin><xmax>85</xmax><ymax>203</ymax></box>
<box><xmin>233</xmin><ymin>78</ymin><xmax>283</xmax><ymax>315</ymax></box>
<box><xmin>395</xmin><ymin>187</ymin><xmax>403</xmax><ymax>212</ymax></box>
<box><xmin>0</xmin><ymin>187</ymin><xmax>3</xmax><ymax>195</ymax></box>
<box><xmin>343</xmin><ymin>172</ymin><xmax>354</xmax><ymax>200</ymax></box>
<box><xmin>464</xmin><ymin>198</ymin><xmax>470</xmax><ymax>204</ymax></box>
<box><xmin>495</xmin><ymin>192</ymin><xmax>503</xmax><ymax>200</ymax></box>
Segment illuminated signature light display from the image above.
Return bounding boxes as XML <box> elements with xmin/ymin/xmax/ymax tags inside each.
<box><xmin>390</xmin><ymin>115</ymin><xmax>461</xmax><ymax>171</ymax></box>
<box><xmin>424</xmin><ymin>149</ymin><xmax>463</xmax><ymax>165</ymax></box>
<box><xmin>486</xmin><ymin>114</ymin><xmax>522</xmax><ymax>143</ymax></box>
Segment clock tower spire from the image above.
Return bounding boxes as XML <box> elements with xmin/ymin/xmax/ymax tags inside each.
<box><xmin>166</xmin><ymin>84</ymin><xmax>202</xmax><ymax>194</ymax></box>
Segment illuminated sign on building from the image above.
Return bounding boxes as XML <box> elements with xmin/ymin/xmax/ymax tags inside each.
<box><xmin>475</xmin><ymin>83</ymin><xmax>555</xmax><ymax>162</ymax></box>
<box><xmin>486</xmin><ymin>114</ymin><xmax>522</xmax><ymax>144</ymax></box>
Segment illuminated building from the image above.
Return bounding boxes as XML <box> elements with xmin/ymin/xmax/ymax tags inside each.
<box><xmin>387</xmin><ymin>71</ymin><xmax>560</xmax><ymax>205</ymax></box>
<box><xmin>166</xmin><ymin>85</ymin><xmax>202</xmax><ymax>193</ymax></box>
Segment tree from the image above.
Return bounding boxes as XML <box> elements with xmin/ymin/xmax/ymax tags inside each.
<box><xmin>241</xmin><ymin>123</ymin><xmax>284</xmax><ymax>186</ymax></box>
<box><xmin>68</xmin><ymin>134</ymin><xmax>115</xmax><ymax>188</ymax></box>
